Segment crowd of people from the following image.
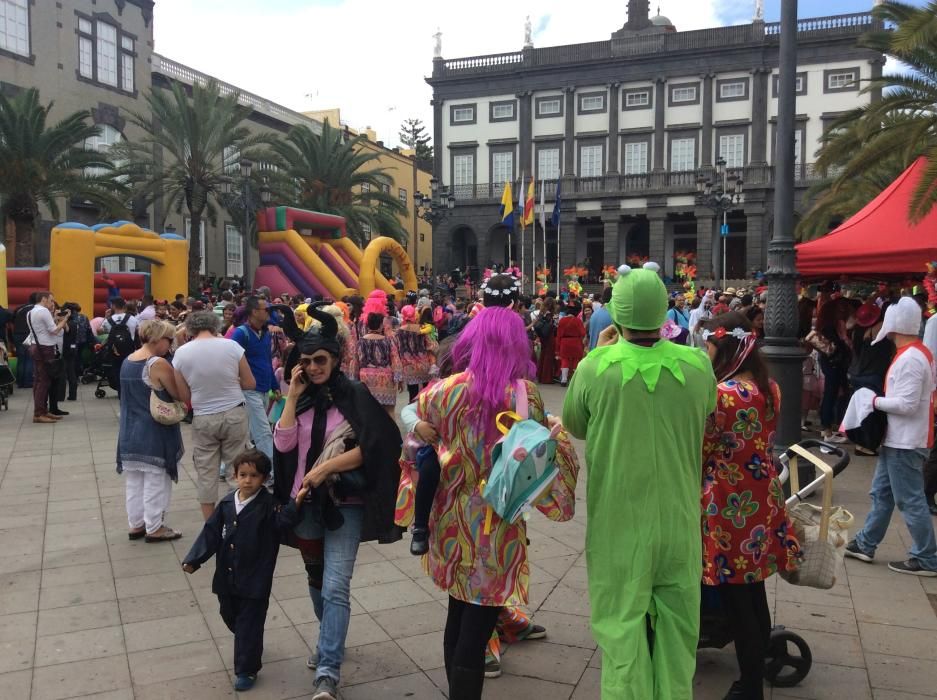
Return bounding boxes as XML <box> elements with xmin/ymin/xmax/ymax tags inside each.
<box><xmin>2</xmin><ymin>266</ymin><xmax>936</xmax><ymax>700</ymax></box>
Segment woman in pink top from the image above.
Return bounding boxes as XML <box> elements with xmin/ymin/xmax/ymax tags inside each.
<box><xmin>272</xmin><ymin>304</ymin><xmax>403</xmax><ymax>700</ymax></box>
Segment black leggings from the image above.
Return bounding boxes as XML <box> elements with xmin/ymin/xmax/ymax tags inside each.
<box><xmin>407</xmin><ymin>383</ymin><xmax>425</xmax><ymax>402</ymax></box>
<box><xmin>444</xmin><ymin>596</ymin><xmax>500</xmax><ymax>693</ymax></box>
<box><xmin>720</xmin><ymin>581</ymin><xmax>770</xmax><ymax>699</ymax></box>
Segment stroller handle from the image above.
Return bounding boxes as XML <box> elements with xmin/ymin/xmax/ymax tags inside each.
<box><xmin>785</xmin><ymin>439</ymin><xmax>850</xmax><ymax>477</ymax></box>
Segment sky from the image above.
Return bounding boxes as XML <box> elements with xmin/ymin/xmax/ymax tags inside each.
<box><xmin>151</xmin><ymin>0</ymin><xmax>926</xmax><ymax>149</ymax></box>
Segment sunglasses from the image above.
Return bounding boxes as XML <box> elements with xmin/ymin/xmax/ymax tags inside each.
<box><xmin>299</xmin><ymin>355</ymin><xmax>332</xmax><ymax>368</ymax></box>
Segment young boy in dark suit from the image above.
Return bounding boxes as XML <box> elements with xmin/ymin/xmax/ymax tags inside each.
<box><xmin>183</xmin><ymin>449</ymin><xmax>307</xmax><ymax>691</ymax></box>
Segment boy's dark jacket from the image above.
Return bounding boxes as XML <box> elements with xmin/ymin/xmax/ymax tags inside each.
<box><xmin>182</xmin><ymin>489</ymin><xmax>300</xmax><ymax>599</ymax></box>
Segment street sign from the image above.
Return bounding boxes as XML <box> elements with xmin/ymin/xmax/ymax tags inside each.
<box><xmin>720</xmin><ymin>223</ymin><xmax>730</xmax><ymax>237</ymax></box>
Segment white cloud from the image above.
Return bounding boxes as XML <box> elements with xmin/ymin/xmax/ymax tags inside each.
<box><xmin>153</xmin><ymin>0</ymin><xmax>728</xmax><ymax>148</ymax></box>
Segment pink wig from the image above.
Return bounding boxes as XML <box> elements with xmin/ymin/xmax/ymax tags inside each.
<box><xmin>451</xmin><ymin>306</ymin><xmax>535</xmax><ymax>440</ymax></box>
<box><xmin>400</xmin><ymin>304</ymin><xmax>417</xmax><ymax>323</ymax></box>
<box><xmin>363</xmin><ymin>290</ymin><xmax>387</xmax><ymax>317</ymax></box>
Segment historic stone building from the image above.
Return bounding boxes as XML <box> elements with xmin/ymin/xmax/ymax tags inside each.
<box><xmin>426</xmin><ymin>2</ymin><xmax>884</xmax><ymax>283</ymax></box>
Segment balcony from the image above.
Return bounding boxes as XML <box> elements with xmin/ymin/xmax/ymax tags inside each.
<box><xmin>450</xmin><ymin>164</ymin><xmax>824</xmax><ymax>202</ymax></box>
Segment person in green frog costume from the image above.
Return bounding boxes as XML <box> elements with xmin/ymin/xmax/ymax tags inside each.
<box><xmin>563</xmin><ymin>262</ymin><xmax>716</xmax><ymax>699</ymax></box>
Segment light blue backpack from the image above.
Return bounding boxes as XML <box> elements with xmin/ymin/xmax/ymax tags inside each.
<box><xmin>481</xmin><ymin>381</ymin><xmax>561</xmax><ymax>530</ymax></box>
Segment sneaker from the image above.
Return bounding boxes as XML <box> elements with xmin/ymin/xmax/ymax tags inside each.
<box><xmin>484</xmin><ymin>658</ymin><xmax>502</xmax><ymax>678</ymax></box>
<box><xmin>410</xmin><ymin>527</ymin><xmax>429</xmax><ymax>556</ymax></box>
<box><xmin>827</xmin><ymin>434</ymin><xmax>849</xmax><ymax>444</ymax></box>
<box><xmin>306</xmin><ymin>650</ymin><xmax>318</xmax><ymax>670</ymax></box>
<box><xmin>888</xmin><ymin>559</ymin><xmax>937</xmax><ymax>577</ymax></box>
<box><xmin>513</xmin><ymin>623</ymin><xmax>547</xmax><ymax>642</ymax></box>
<box><xmin>312</xmin><ymin>675</ymin><xmax>338</xmax><ymax>700</ymax></box>
<box><xmin>844</xmin><ymin>540</ymin><xmax>873</xmax><ymax>563</ymax></box>
<box><xmin>233</xmin><ymin>674</ymin><xmax>256</xmax><ymax>691</ymax></box>
<box><xmin>49</xmin><ymin>409</ymin><xmax>69</xmax><ymax>416</ymax></box>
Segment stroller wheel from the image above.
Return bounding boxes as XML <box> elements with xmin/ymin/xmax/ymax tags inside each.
<box><xmin>95</xmin><ymin>389</ymin><xmax>106</xmax><ymax>399</ymax></box>
<box><xmin>765</xmin><ymin>626</ymin><xmax>812</xmax><ymax>687</ymax></box>
<box><xmin>80</xmin><ymin>375</ymin><xmax>95</xmax><ymax>384</ymax></box>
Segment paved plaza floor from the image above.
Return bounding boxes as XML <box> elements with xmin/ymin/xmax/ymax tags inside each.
<box><xmin>0</xmin><ymin>382</ymin><xmax>935</xmax><ymax>699</ymax></box>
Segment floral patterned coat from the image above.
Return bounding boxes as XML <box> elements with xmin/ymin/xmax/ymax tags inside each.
<box><xmin>701</xmin><ymin>379</ymin><xmax>801</xmax><ymax>585</ymax></box>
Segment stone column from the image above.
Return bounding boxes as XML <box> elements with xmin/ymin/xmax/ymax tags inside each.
<box><xmin>653</xmin><ymin>77</ymin><xmax>666</xmax><ymax>171</ymax></box>
<box><xmin>432</xmin><ymin>99</ymin><xmax>444</xmax><ymax>180</ymax></box>
<box><xmin>869</xmin><ymin>57</ymin><xmax>885</xmax><ymax>104</ymax></box>
<box><xmin>602</xmin><ymin>208</ymin><xmax>621</xmax><ymax>267</ymax></box>
<box><xmin>606</xmin><ymin>83</ymin><xmax>620</xmax><ymax>176</ymax></box>
<box><xmin>751</xmin><ymin>68</ymin><xmax>770</xmax><ymax>165</ymax></box>
<box><xmin>559</xmin><ymin>212</ymin><xmax>578</xmax><ymax>273</ymax></box>
<box><xmin>564</xmin><ymin>88</ymin><xmax>576</xmax><ymax>175</ymax></box>
<box><xmin>745</xmin><ymin>209</ymin><xmax>767</xmax><ymax>272</ymax></box>
<box><xmin>695</xmin><ymin>209</ymin><xmax>715</xmax><ymax>282</ymax></box>
<box><xmin>647</xmin><ymin>206</ymin><xmax>667</xmax><ymax>264</ymax></box>
<box><xmin>701</xmin><ymin>74</ymin><xmax>714</xmax><ymax>167</ymax></box>
<box><xmin>519</xmin><ymin>91</ymin><xmax>533</xmax><ymax>175</ymax></box>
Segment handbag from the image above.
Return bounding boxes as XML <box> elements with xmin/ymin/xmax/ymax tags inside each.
<box><xmin>149</xmin><ymin>389</ymin><xmax>187</xmax><ymax>425</ymax></box>
<box><xmin>780</xmin><ymin>445</ymin><xmax>854</xmax><ymax>589</ymax></box>
<box><xmin>804</xmin><ymin>330</ymin><xmax>834</xmax><ymax>357</ymax></box>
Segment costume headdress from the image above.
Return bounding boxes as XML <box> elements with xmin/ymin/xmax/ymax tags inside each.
<box><xmin>873</xmin><ymin>296</ymin><xmax>921</xmax><ymax>345</ymax></box>
<box><xmin>480</xmin><ymin>273</ymin><xmax>522</xmax><ymax>308</ymax></box>
<box><xmin>609</xmin><ymin>262</ymin><xmax>667</xmax><ymax>331</ymax></box>
<box><xmin>701</xmin><ymin>326</ymin><xmax>757</xmax><ymax>382</ymax></box>
<box><xmin>299</xmin><ymin>302</ymin><xmax>342</xmax><ymax>357</ymax></box>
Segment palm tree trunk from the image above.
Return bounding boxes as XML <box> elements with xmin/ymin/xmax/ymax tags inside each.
<box><xmin>188</xmin><ymin>210</ymin><xmax>203</xmax><ymax>294</ymax></box>
<box><xmin>13</xmin><ymin>216</ymin><xmax>35</xmax><ymax>267</ymax></box>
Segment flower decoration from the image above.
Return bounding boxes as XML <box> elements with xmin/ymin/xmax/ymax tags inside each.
<box><xmin>626</xmin><ymin>254</ymin><xmax>649</xmax><ymax>268</ymax></box>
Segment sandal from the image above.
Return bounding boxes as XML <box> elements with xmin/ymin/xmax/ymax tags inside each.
<box><xmin>128</xmin><ymin>528</ymin><xmax>146</xmax><ymax>541</ymax></box>
<box><xmin>145</xmin><ymin>527</ymin><xmax>182</xmax><ymax>543</ymax></box>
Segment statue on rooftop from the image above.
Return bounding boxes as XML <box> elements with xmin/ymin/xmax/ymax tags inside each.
<box><xmin>433</xmin><ymin>28</ymin><xmax>442</xmax><ymax>58</ymax></box>
<box><xmin>524</xmin><ymin>15</ymin><xmax>533</xmax><ymax>47</ymax></box>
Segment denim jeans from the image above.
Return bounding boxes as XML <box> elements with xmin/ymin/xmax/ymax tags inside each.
<box><xmin>855</xmin><ymin>446</ymin><xmax>937</xmax><ymax>570</ymax></box>
<box><xmin>242</xmin><ymin>389</ymin><xmax>274</xmax><ymax>460</ymax></box>
<box><xmin>294</xmin><ymin>503</ymin><xmax>363</xmax><ymax>684</ymax></box>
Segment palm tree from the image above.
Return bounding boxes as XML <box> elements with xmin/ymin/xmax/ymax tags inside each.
<box><xmin>266</xmin><ymin>120</ymin><xmax>409</xmax><ymax>246</ymax></box>
<box><xmin>112</xmin><ymin>79</ymin><xmax>267</xmax><ymax>292</ymax></box>
<box><xmin>0</xmin><ymin>89</ymin><xmax>128</xmax><ymax>266</ymax></box>
<box><xmin>801</xmin><ymin>1</ymin><xmax>937</xmax><ymax>235</ymax></box>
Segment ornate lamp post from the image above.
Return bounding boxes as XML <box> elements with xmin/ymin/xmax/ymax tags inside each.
<box><xmin>696</xmin><ymin>157</ymin><xmax>744</xmax><ymax>289</ymax></box>
<box><xmin>222</xmin><ymin>158</ymin><xmax>271</xmax><ymax>290</ymax></box>
<box><xmin>414</xmin><ymin>177</ymin><xmax>455</xmax><ymax>274</ymax></box>
<box><xmin>763</xmin><ymin>0</ymin><xmax>806</xmax><ymax>470</ymax></box>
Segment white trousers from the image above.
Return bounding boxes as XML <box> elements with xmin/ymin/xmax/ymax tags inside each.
<box><xmin>125</xmin><ymin>470</ymin><xmax>173</xmax><ymax>534</ymax></box>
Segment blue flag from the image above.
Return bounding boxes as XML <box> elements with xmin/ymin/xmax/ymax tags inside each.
<box><xmin>551</xmin><ymin>177</ymin><xmax>562</xmax><ymax>227</ymax></box>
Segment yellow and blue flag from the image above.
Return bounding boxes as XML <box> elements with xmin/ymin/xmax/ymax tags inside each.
<box><xmin>500</xmin><ymin>181</ymin><xmax>514</xmax><ymax>227</ymax></box>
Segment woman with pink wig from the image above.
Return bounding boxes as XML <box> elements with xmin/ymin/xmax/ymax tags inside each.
<box><xmin>347</xmin><ymin>294</ymin><xmax>401</xmax><ymax>415</ymax></box>
<box><xmin>396</xmin><ymin>304</ymin><xmax>438</xmax><ymax>401</ymax></box>
<box><xmin>414</xmin><ymin>274</ymin><xmax>580</xmax><ymax>699</ymax></box>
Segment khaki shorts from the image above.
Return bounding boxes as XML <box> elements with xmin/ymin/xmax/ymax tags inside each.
<box><xmin>191</xmin><ymin>404</ymin><xmax>249</xmax><ymax>504</ymax></box>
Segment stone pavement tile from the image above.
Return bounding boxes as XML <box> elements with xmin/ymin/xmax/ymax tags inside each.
<box><xmin>482</xmin><ymin>673</ymin><xmax>575</xmax><ymax>699</ymax></box>
<box><xmin>773</xmin><ymin>662</ymin><xmax>872</xmax><ymax>699</ymax></box>
<box><xmin>345</xmin><ymin>613</ymin><xmax>393</xmax><ymax>648</ymax></box>
<box><xmin>42</xmin><ymin>543</ymin><xmax>111</xmax><ymax>569</ymax></box>
<box><xmin>65</xmin><ymin>689</ymin><xmax>134</xmax><ymax>700</ymax></box>
<box><xmin>775</xmin><ymin>579</ymin><xmax>853</xmax><ymax>609</ymax></box>
<box><xmin>844</xmin><ymin>558</ymin><xmax>902</xmax><ymax>581</ymax></box>
<box><xmin>31</xmin><ymin>654</ymin><xmax>131</xmax><ymax>700</ymax></box>
<box><xmin>127</xmin><ymin>639</ymin><xmax>226</xmax><ymax>686</ymax></box>
<box><xmin>371</xmin><ymin>601</ymin><xmax>449</xmax><ymax>639</ymax></box>
<box><xmin>414</xmin><ymin>576</ymin><xmax>450</xmax><ymax>602</ymax></box>
<box><xmin>37</xmin><ymin>600</ymin><xmax>121</xmax><ymax>637</ymax></box>
<box><xmin>114</xmin><ymin>570</ymin><xmax>189</xmax><ymax>599</ymax></box>
<box><xmin>341</xmin><ymin>640</ymin><xmax>420</xmax><ymax>686</ymax></box>
<box><xmin>0</xmin><ymin>553</ymin><xmax>42</xmax><ymax>575</ymax></box>
<box><xmin>47</xmin><ymin>485</ymin><xmax>99</xmax><ymax>503</ymax></box>
<box><xmin>117</xmin><ymin>590</ymin><xmax>200</xmax><ymax>624</ymax></box>
<box><xmin>353</xmin><ymin>580</ymin><xmax>435</xmax><ymax>613</ymax></box>
<box><xmin>501</xmin><ymin>641</ymin><xmax>592</xmax><ymax>684</ymax></box>
<box><xmin>790</xmin><ymin>628</ymin><xmax>865</xmax><ymax>668</ymax></box>
<box><xmin>133</xmin><ymin>670</ymin><xmax>235</xmax><ymax>700</ymax></box>
<box><xmin>110</xmin><ymin>551</ymin><xmax>182</xmax><ymax>579</ymax></box>
<box><xmin>541</xmin><ymin>584</ymin><xmax>591</xmax><ymax>618</ymax></box>
<box><xmin>0</xmin><ymin>668</ymin><xmax>31</xmax><ymax>700</ymax></box>
<box><xmin>215</xmin><ymin>625</ymin><xmax>309</xmax><ymax>670</ymax></box>
<box><xmin>558</xmin><ymin>564</ymin><xmax>589</xmax><ymax>592</ymax></box>
<box><xmin>0</xmin><ymin>502</ymin><xmax>47</xmax><ymax>518</ymax></box>
<box><xmin>694</xmin><ymin>647</ymin><xmax>745</xmax><ymax>699</ymax></box>
<box><xmin>0</xmin><ymin>526</ymin><xmax>44</xmax><ymax>557</ymax></box>
<box><xmin>588</xmin><ymin>648</ymin><xmax>601</xmax><ymax>668</ymax></box>
<box><xmin>0</xmin><ymin>512</ymin><xmax>45</xmax><ymax>529</ymax></box>
<box><xmin>535</xmin><ymin>554</ymin><xmax>581</xmax><ymax>580</ymax></box>
<box><xmin>0</xmin><ymin>570</ymin><xmax>40</xmax><ymax>593</ymax></box>
<box><xmin>850</xmin><ymin>576</ymin><xmax>937</xmax><ymax>631</ymax></box>
<box><xmin>43</xmin><ymin>532</ymin><xmax>107</xmax><ymax>554</ymax></box>
<box><xmin>342</xmin><ymin>671</ymin><xmax>445</xmax><ymax>699</ymax></box>
<box><xmin>870</xmin><ymin>691</ymin><xmax>937</xmax><ymax>699</ymax></box>
<box><xmin>40</xmin><ymin>578</ymin><xmax>116</xmax><ymax>610</ymax></box>
<box><xmin>859</xmin><ymin>622</ymin><xmax>937</xmax><ymax>661</ymax></box>
<box><xmin>270</xmin><ymin>573</ymin><xmax>309</xmax><ymax>601</ymax></box>
<box><xmin>34</xmin><ymin>624</ymin><xmax>125</xmax><ymax>667</ymax></box>
<box><xmin>0</xmin><ymin>637</ymin><xmax>34</xmax><ymax>674</ymax></box>
<box><xmin>277</xmin><ymin>595</ymin><xmax>320</xmax><ymax>626</ymax></box>
<box><xmin>865</xmin><ymin>653</ymin><xmax>937</xmax><ymax>697</ymax></box>
<box><xmin>387</xmin><ymin>553</ymin><xmax>429</xmax><ymax>579</ymax></box>
<box><xmin>570</xmin><ymin>666</ymin><xmax>600</xmax><ymax>699</ymax></box>
<box><xmin>123</xmin><ymin>613</ymin><xmax>212</xmax><ymax>653</ymax></box>
<box><xmin>781</xmin><ymin>601</ymin><xmax>859</xmax><ymax>636</ymax></box>
<box><xmin>350</xmin><ymin>560</ymin><xmax>411</xmax><ymax>589</ymax></box>
<box><xmin>40</xmin><ymin>562</ymin><xmax>113</xmax><ymax>588</ymax></box>
<box><xmin>528</xmin><ymin>610</ymin><xmax>596</xmax><ymax>650</ymax></box>
<box><xmin>396</xmin><ymin>630</ymin><xmax>444</xmax><ymax>671</ymax></box>
<box><xmin>527</xmin><ymin>535</ymin><xmax>578</xmax><ymax>561</ymax></box>
<box><xmin>0</xmin><ymin>611</ymin><xmax>36</xmax><ymax>643</ymax></box>
<box><xmin>0</xmin><ymin>586</ymin><xmax>39</xmax><ymax>615</ymax></box>
<box><xmin>50</xmin><ymin>452</ymin><xmax>95</xmax><ymax>468</ymax></box>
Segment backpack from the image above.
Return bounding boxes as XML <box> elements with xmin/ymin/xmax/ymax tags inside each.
<box><xmin>74</xmin><ymin>314</ymin><xmax>91</xmax><ymax>345</ymax></box>
<box><xmin>534</xmin><ymin>314</ymin><xmax>553</xmax><ymax>341</ymax></box>
<box><xmin>481</xmin><ymin>381</ymin><xmax>561</xmax><ymax>530</ymax></box>
<box><xmin>107</xmin><ymin>315</ymin><xmax>135</xmax><ymax>359</ymax></box>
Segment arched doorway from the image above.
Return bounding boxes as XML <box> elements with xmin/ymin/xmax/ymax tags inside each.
<box><xmin>625</xmin><ymin>221</ymin><xmax>650</xmax><ymax>262</ymax></box>
<box><xmin>488</xmin><ymin>224</ymin><xmax>514</xmax><ymax>268</ymax></box>
<box><xmin>450</xmin><ymin>225</ymin><xmax>479</xmax><ymax>277</ymax></box>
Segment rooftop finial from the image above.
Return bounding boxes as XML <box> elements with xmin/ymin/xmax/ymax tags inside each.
<box><xmin>433</xmin><ymin>27</ymin><xmax>442</xmax><ymax>58</ymax></box>
<box><xmin>754</xmin><ymin>0</ymin><xmax>764</xmax><ymax>21</ymax></box>
<box><xmin>524</xmin><ymin>15</ymin><xmax>533</xmax><ymax>48</ymax></box>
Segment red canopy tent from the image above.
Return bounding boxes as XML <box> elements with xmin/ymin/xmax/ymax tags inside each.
<box><xmin>796</xmin><ymin>157</ymin><xmax>937</xmax><ymax>277</ymax></box>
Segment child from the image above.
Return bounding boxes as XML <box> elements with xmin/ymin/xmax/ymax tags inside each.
<box><xmin>182</xmin><ymin>449</ymin><xmax>306</xmax><ymax>691</ymax></box>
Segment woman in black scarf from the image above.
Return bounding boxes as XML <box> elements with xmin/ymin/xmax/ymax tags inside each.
<box><xmin>272</xmin><ymin>303</ymin><xmax>402</xmax><ymax>700</ymax></box>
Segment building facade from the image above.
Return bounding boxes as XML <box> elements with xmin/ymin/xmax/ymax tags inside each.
<box><xmin>427</xmin><ymin>3</ymin><xmax>884</xmax><ymax>283</ymax></box>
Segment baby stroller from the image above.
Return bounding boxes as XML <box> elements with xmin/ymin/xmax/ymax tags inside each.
<box><xmin>81</xmin><ymin>342</ymin><xmax>121</xmax><ymax>398</ymax></box>
<box><xmin>0</xmin><ymin>343</ymin><xmax>14</xmax><ymax>410</ymax></box>
<box><xmin>697</xmin><ymin>439</ymin><xmax>850</xmax><ymax>687</ymax></box>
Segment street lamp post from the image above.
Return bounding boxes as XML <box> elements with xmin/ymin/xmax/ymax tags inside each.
<box><xmin>222</xmin><ymin>159</ymin><xmax>271</xmax><ymax>292</ymax></box>
<box><xmin>696</xmin><ymin>157</ymin><xmax>744</xmax><ymax>289</ymax></box>
<box><xmin>763</xmin><ymin>0</ymin><xmax>806</xmax><ymax>474</ymax></box>
<box><xmin>414</xmin><ymin>177</ymin><xmax>455</xmax><ymax>276</ymax></box>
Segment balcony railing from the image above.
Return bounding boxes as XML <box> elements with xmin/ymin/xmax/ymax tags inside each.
<box><xmin>450</xmin><ymin>164</ymin><xmax>824</xmax><ymax>202</ymax></box>
<box><xmin>433</xmin><ymin>13</ymin><xmax>879</xmax><ymax>78</ymax></box>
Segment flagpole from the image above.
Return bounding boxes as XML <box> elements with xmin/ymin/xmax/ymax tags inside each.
<box><xmin>521</xmin><ymin>173</ymin><xmax>526</xmax><ymax>288</ymax></box>
<box><xmin>539</xmin><ymin>179</ymin><xmax>546</xmax><ymax>296</ymax></box>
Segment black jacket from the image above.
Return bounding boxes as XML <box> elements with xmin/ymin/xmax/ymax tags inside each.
<box><xmin>182</xmin><ymin>489</ymin><xmax>300</xmax><ymax>599</ymax></box>
<box><xmin>273</xmin><ymin>373</ymin><xmax>404</xmax><ymax>545</ymax></box>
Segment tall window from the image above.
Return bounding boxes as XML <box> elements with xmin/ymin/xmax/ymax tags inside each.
<box><xmin>96</xmin><ymin>22</ymin><xmax>118</xmax><ymax>87</ymax></box>
<box><xmin>361</xmin><ymin>223</ymin><xmax>372</xmax><ymax>241</ymax></box>
<box><xmin>84</xmin><ymin>124</ymin><xmax>122</xmax><ymax>177</ymax></box>
<box><xmin>120</xmin><ymin>35</ymin><xmax>134</xmax><ymax>92</ymax></box>
<box><xmin>671</xmin><ymin>86</ymin><xmax>697</xmax><ymax>103</ymax></box>
<box><xmin>453</xmin><ymin>153</ymin><xmax>474</xmax><ymax>197</ymax></box>
<box><xmin>360</xmin><ymin>182</ymin><xmax>370</xmax><ymax>194</ymax></box>
<box><xmin>398</xmin><ymin>188</ymin><xmax>407</xmax><ymax>205</ymax></box>
<box><xmin>223</xmin><ymin>146</ymin><xmax>240</xmax><ymax>175</ymax></box>
<box><xmin>452</xmin><ymin>106</ymin><xmax>474</xmax><ymax>123</ymax></box>
<box><xmin>225</xmin><ymin>224</ymin><xmax>243</xmax><ymax>277</ymax></box>
<box><xmin>793</xmin><ymin>129</ymin><xmax>803</xmax><ymax>166</ymax></box>
<box><xmin>827</xmin><ymin>71</ymin><xmax>856</xmax><ymax>90</ymax></box>
<box><xmin>670</xmin><ymin>138</ymin><xmax>695</xmax><ymax>171</ymax></box>
<box><xmin>0</xmin><ymin>0</ymin><xmax>29</xmax><ymax>57</ymax></box>
<box><xmin>625</xmin><ymin>91</ymin><xmax>649</xmax><ymax>108</ymax></box>
<box><xmin>537</xmin><ymin>148</ymin><xmax>560</xmax><ymax>180</ymax></box>
<box><xmin>78</xmin><ymin>18</ymin><xmax>93</xmax><ymax>77</ymax></box>
<box><xmin>719</xmin><ymin>134</ymin><xmax>745</xmax><ymax>169</ymax></box>
<box><xmin>491</xmin><ymin>151</ymin><xmax>513</xmax><ymax>186</ymax></box>
<box><xmin>623</xmin><ymin>142</ymin><xmax>649</xmax><ymax>175</ymax></box>
<box><xmin>579</xmin><ymin>145</ymin><xmax>603</xmax><ymax>178</ymax></box>
<box><xmin>537</xmin><ymin>98</ymin><xmax>561</xmax><ymax>117</ymax></box>
<box><xmin>184</xmin><ymin>219</ymin><xmax>207</xmax><ymax>275</ymax></box>
<box><xmin>99</xmin><ymin>256</ymin><xmax>121</xmax><ymax>272</ymax></box>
